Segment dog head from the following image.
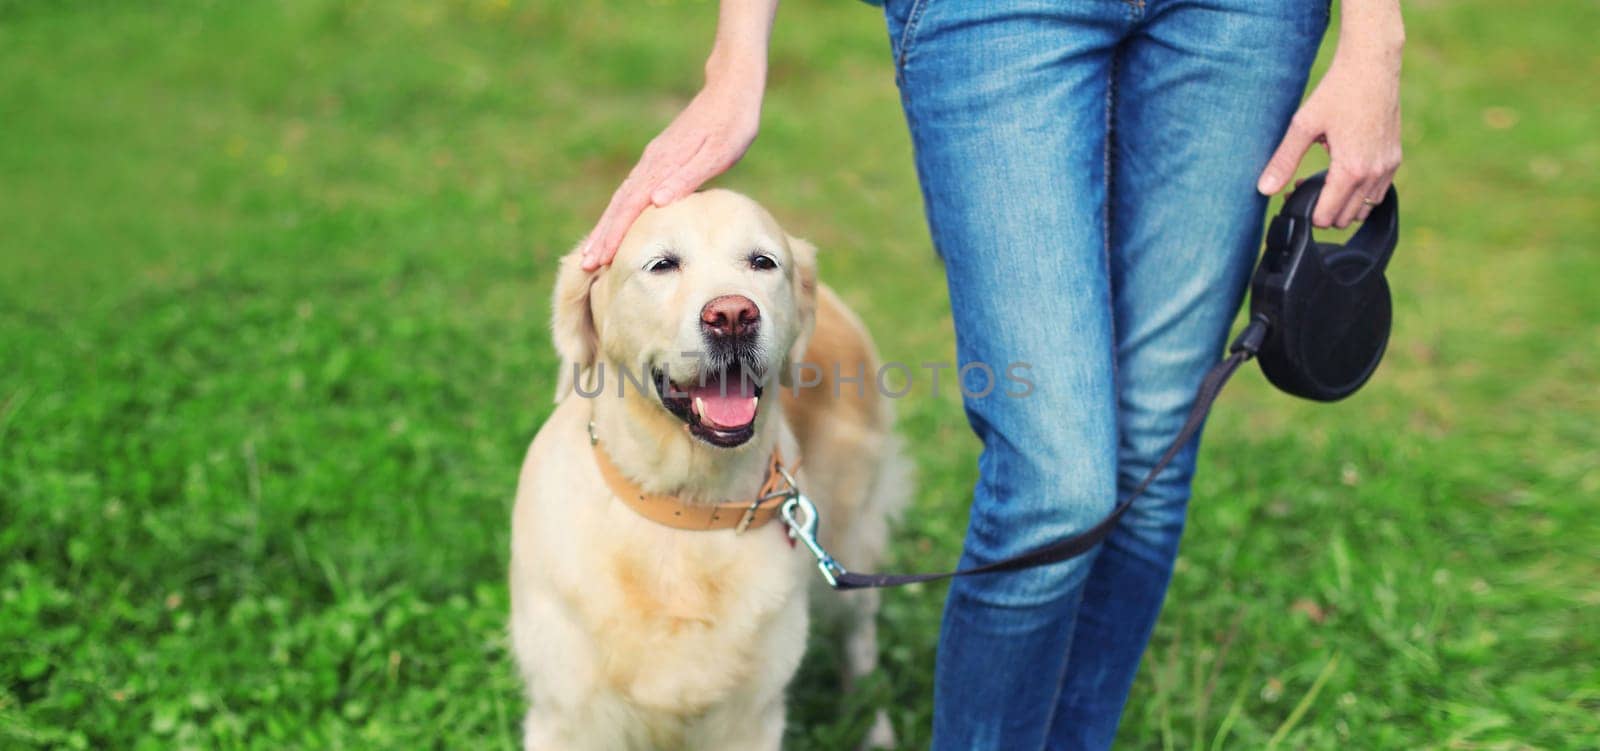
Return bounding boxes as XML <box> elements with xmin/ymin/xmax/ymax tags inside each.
<box><xmin>553</xmin><ymin>190</ymin><xmax>818</xmax><ymax>448</ymax></box>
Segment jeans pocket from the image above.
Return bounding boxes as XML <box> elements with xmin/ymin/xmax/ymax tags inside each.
<box><xmin>884</xmin><ymin>0</ymin><xmax>934</xmax><ymax>74</ymax></box>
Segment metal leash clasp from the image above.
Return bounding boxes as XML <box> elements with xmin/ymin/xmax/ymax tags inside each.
<box><xmin>775</xmin><ymin>466</ymin><xmax>847</xmax><ymax>588</ymax></box>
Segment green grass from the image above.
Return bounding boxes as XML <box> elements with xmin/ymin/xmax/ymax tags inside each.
<box><xmin>1</xmin><ymin>0</ymin><xmax>1595</xmax><ymax>748</ymax></box>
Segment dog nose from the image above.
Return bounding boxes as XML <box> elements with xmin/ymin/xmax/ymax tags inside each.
<box><xmin>700</xmin><ymin>295</ymin><xmax>760</xmax><ymax>339</ymax></box>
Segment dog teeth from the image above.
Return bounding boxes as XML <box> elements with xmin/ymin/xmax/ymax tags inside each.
<box><xmin>693</xmin><ymin>396</ymin><xmax>706</xmax><ymax>417</ymax></box>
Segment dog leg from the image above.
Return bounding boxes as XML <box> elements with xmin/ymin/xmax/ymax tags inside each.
<box><xmin>695</xmin><ymin>697</ymin><xmax>786</xmax><ymax>751</ymax></box>
<box><xmin>844</xmin><ymin>589</ymin><xmax>881</xmax><ymax>678</ymax></box>
<box><xmin>840</xmin><ymin>588</ymin><xmax>896</xmax><ymax>749</ymax></box>
<box><xmin>863</xmin><ymin>712</ymin><xmax>896</xmax><ymax>750</ymax></box>
<box><xmin>846</xmin><ymin>439</ymin><xmax>911</xmax><ymax>750</ymax></box>
<box><xmin>521</xmin><ymin>710</ymin><xmax>560</xmax><ymax>751</ymax></box>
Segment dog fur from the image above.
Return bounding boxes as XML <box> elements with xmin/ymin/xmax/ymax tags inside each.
<box><xmin>510</xmin><ymin>190</ymin><xmax>905</xmax><ymax>750</ymax></box>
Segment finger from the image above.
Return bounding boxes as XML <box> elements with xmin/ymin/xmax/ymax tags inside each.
<box><xmin>582</xmin><ymin>183</ymin><xmax>651</xmax><ymax>270</ymax></box>
<box><xmin>579</xmin><ymin>193</ymin><xmax>627</xmax><ymax>269</ymax></box>
<box><xmin>1371</xmin><ymin>170</ymin><xmax>1396</xmax><ymax>206</ymax></box>
<box><xmin>580</xmin><ymin>124</ymin><xmax>716</xmax><ymax>270</ymax></box>
<box><xmin>580</xmin><ymin>147</ymin><xmax>690</xmax><ymax>270</ymax></box>
<box><xmin>1335</xmin><ymin>175</ymin><xmax>1379</xmax><ymax>228</ymax></box>
<box><xmin>650</xmin><ymin>143</ymin><xmax>730</xmax><ymax>207</ymax></box>
<box><xmin>1356</xmin><ymin>170</ymin><xmax>1398</xmax><ymax>224</ymax></box>
<box><xmin>1258</xmin><ymin>117</ymin><xmax>1319</xmax><ymax>195</ymax></box>
<box><xmin>582</xmin><ymin>191</ymin><xmax>654</xmax><ymax>271</ymax></box>
<box><xmin>1313</xmin><ymin>165</ymin><xmax>1361</xmax><ymax>228</ymax></box>
<box><xmin>649</xmin><ymin>135</ymin><xmax>742</xmax><ymax>206</ymax></box>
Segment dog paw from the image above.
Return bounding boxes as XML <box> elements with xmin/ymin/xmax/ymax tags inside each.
<box><xmin>860</xmin><ymin>709</ymin><xmax>896</xmax><ymax>750</ymax></box>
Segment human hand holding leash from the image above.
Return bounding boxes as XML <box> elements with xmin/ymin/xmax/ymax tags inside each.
<box><xmin>1258</xmin><ymin>0</ymin><xmax>1404</xmax><ymax>229</ymax></box>
<box><xmin>579</xmin><ymin>0</ymin><xmax>778</xmax><ymax>271</ymax></box>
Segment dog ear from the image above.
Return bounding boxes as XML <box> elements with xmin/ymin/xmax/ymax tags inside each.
<box><xmin>781</xmin><ymin>235</ymin><xmax>820</xmax><ymax>387</ymax></box>
<box><xmin>551</xmin><ymin>250</ymin><xmax>599</xmax><ymax>402</ymax></box>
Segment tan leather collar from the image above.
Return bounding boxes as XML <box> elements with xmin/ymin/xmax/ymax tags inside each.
<box><xmin>591</xmin><ymin>437</ymin><xmax>797</xmax><ymax>533</ymax></box>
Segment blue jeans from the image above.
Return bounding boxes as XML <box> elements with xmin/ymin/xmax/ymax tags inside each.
<box><xmin>880</xmin><ymin>0</ymin><xmax>1328</xmax><ymax>748</ymax></box>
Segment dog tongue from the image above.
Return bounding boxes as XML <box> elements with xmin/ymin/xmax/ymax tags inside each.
<box><xmin>690</xmin><ymin>376</ymin><xmax>758</xmax><ymax>430</ymax></box>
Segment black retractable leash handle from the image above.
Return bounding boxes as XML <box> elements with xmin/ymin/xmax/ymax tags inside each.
<box><xmin>1253</xmin><ymin>174</ymin><xmax>1398</xmax><ymax>401</ymax></box>
<box><xmin>784</xmin><ymin>172</ymin><xmax>1401</xmax><ymax>591</ymax></box>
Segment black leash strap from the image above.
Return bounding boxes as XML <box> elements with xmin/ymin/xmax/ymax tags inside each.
<box><xmin>826</xmin><ymin>323</ymin><xmax>1264</xmax><ymax>591</ymax></box>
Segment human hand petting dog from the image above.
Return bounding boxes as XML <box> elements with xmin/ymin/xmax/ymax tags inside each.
<box><xmin>579</xmin><ymin>0</ymin><xmax>779</xmax><ymax>271</ymax></box>
<box><xmin>1258</xmin><ymin>0</ymin><xmax>1404</xmax><ymax>229</ymax></box>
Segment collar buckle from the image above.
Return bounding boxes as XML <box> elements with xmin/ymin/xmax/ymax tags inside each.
<box><xmin>736</xmin><ymin>462</ymin><xmax>798</xmax><ymax>535</ymax></box>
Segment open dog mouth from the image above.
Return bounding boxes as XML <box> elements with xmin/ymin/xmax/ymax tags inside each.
<box><xmin>652</xmin><ymin>365</ymin><xmax>765</xmax><ymax>448</ymax></box>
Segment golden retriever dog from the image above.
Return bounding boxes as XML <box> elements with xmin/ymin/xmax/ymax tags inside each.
<box><xmin>510</xmin><ymin>190</ymin><xmax>906</xmax><ymax>750</ymax></box>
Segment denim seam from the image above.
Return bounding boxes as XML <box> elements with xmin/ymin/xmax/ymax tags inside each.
<box><xmin>896</xmin><ymin>0</ymin><xmax>932</xmax><ymax>73</ymax></box>
<box><xmin>1105</xmin><ymin>53</ymin><xmax>1122</xmax><ymax>401</ymax></box>
<box><xmin>1103</xmin><ymin>63</ymin><xmax>1115</xmax><ymax>281</ymax></box>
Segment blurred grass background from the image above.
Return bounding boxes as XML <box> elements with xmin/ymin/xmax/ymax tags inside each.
<box><xmin>0</xmin><ymin>0</ymin><xmax>1595</xmax><ymax>748</ymax></box>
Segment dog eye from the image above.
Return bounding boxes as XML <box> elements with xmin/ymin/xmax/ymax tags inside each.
<box><xmin>645</xmin><ymin>257</ymin><xmax>680</xmax><ymax>274</ymax></box>
<box><xmin>749</xmin><ymin>253</ymin><xmax>779</xmax><ymax>271</ymax></box>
